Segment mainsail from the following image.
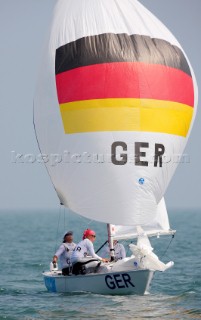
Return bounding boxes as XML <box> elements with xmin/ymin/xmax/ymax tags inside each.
<box><xmin>112</xmin><ymin>198</ymin><xmax>175</xmax><ymax>240</ymax></box>
<box><xmin>34</xmin><ymin>0</ymin><xmax>197</xmax><ymax>226</ymax></box>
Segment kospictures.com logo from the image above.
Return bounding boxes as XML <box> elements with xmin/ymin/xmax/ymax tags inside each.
<box><xmin>11</xmin><ymin>150</ymin><xmax>190</xmax><ymax>167</ymax></box>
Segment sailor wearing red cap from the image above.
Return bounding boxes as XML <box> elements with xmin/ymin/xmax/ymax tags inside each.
<box><xmin>71</xmin><ymin>229</ymin><xmax>108</xmax><ymax>275</ymax></box>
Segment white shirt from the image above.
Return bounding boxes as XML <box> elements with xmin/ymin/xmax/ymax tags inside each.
<box><xmin>102</xmin><ymin>243</ymin><xmax>126</xmax><ymax>260</ymax></box>
<box><xmin>55</xmin><ymin>242</ymin><xmax>76</xmax><ymax>269</ymax></box>
<box><xmin>71</xmin><ymin>238</ymin><xmax>102</xmax><ymax>264</ymax></box>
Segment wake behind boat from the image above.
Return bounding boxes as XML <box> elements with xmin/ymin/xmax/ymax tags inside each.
<box><xmin>34</xmin><ymin>0</ymin><xmax>197</xmax><ymax>295</ymax></box>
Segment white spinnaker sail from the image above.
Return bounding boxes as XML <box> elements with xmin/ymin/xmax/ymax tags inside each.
<box><xmin>112</xmin><ymin>198</ymin><xmax>175</xmax><ymax>240</ymax></box>
<box><xmin>34</xmin><ymin>0</ymin><xmax>197</xmax><ymax>226</ymax></box>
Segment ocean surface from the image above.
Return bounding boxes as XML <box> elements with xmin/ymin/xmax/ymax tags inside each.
<box><xmin>0</xmin><ymin>209</ymin><xmax>201</xmax><ymax>320</ymax></box>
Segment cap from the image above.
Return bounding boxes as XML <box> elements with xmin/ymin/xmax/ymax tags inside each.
<box><xmin>83</xmin><ymin>229</ymin><xmax>96</xmax><ymax>240</ymax></box>
<box><xmin>63</xmin><ymin>231</ymin><xmax>73</xmax><ymax>238</ymax></box>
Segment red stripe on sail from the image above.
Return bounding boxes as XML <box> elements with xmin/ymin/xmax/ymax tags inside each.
<box><xmin>56</xmin><ymin>62</ymin><xmax>194</xmax><ymax>107</ymax></box>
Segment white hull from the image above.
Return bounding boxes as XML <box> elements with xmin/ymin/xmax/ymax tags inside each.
<box><xmin>43</xmin><ymin>269</ymin><xmax>154</xmax><ymax>295</ymax></box>
<box><xmin>43</xmin><ymin>238</ymin><xmax>175</xmax><ymax>295</ymax></box>
<box><xmin>43</xmin><ymin>245</ymin><xmax>175</xmax><ymax>295</ymax></box>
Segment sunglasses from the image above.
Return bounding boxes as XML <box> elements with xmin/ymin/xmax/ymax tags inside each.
<box><xmin>91</xmin><ymin>235</ymin><xmax>96</xmax><ymax>238</ymax></box>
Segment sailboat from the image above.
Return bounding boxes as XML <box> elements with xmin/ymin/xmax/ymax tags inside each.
<box><xmin>34</xmin><ymin>0</ymin><xmax>197</xmax><ymax>295</ymax></box>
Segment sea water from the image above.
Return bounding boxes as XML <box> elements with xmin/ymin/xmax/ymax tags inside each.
<box><xmin>0</xmin><ymin>209</ymin><xmax>201</xmax><ymax>320</ymax></box>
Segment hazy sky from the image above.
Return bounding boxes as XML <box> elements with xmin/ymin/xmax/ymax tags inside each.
<box><xmin>0</xmin><ymin>0</ymin><xmax>200</xmax><ymax>211</ymax></box>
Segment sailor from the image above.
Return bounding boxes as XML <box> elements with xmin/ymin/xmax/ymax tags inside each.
<box><xmin>103</xmin><ymin>240</ymin><xmax>126</xmax><ymax>261</ymax></box>
<box><xmin>52</xmin><ymin>230</ymin><xmax>76</xmax><ymax>275</ymax></box>
<box><xmin>71</xmin><ymin>229</ymin><xmax>108</xmax><ymax>275</ymax></box>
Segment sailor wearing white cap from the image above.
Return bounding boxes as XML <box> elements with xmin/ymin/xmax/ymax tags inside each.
<box><xmin>52</xmin><ymin>231</ymin><xmax>76</xmax><ymax>275</ymax></box>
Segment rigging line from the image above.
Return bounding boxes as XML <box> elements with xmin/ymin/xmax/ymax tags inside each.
<box><xmin>63</xmin><ymin>205</ymin><xmax>66</xmax><ymax>232</ymax></box>
<box><xmin>54</xmin><ymin>205</ymin><xmax>62</xmax><ymax>253</ymax></box>
<box><xmin>96</xmin><ymin>240</ymin><xmax>108</xmax><ymax>254</ymax></box>
<box><xmin>161</xmin><ymin>234</ymin><xmax>175</xmax><ymax>259</ymax></box>
<box><xmin>64</xmin><ymin>206</ymin><xmax>69</xmax><ymax>232</ymax></box>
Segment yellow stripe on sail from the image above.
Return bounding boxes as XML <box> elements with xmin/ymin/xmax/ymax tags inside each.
<box><xmin>59</xmin><ymin>98</ymin><xmax>193</xmax><ymax>136</ymax></box>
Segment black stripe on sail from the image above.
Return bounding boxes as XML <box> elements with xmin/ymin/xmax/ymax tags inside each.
<box><xmin>55</xmin><ymin>33</ymin><xmax>191</xmax><ymax>76</ymax></box>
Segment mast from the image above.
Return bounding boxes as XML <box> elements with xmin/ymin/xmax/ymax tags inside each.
<box><xmin>107</xmin><ymin>224</ymin><xmax>115</xmax><ymax>261</ymax></box>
